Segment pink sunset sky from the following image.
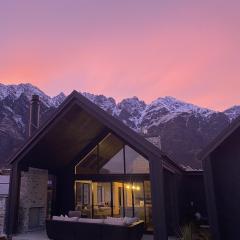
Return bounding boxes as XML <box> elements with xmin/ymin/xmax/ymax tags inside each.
<box><xmin>1</xmin><ymin>0</ymin><xmax>240</xmax><ymax>111</ymax></box>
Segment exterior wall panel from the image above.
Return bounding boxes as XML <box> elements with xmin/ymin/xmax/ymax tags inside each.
<box><xmin>210</xmin><ymin>128</ymin><xmax>240</xmax><ymax>239</ymax></box>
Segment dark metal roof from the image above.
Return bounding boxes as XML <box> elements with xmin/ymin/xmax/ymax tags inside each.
<box><xmin>200</xmin><ymin>115</ymin><xmax>240</xmax><ymax>161</ymax></box>
<box><xmin>8</xmin><ymin>91</ymin><xmax>182</xmax><ymax>172</ymax></box>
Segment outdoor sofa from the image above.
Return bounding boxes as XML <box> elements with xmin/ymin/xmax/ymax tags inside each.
<box><xmin>46</xmin><ymin>216</ymin><xmax>144</xmax><ymax>240</ymax></box>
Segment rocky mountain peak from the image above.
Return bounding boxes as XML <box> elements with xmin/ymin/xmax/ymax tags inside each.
<box><xmin>0</xmin><ymin>83</ymin><xmax>238</xmax><ymax>169</ymax></box>
<box><xmin>0</xmin><ymin>83</ymin><xmax>66</xmax><ymax>108</ymax></box>
<box><xmin>150</xmin><ymin>96</ymin><xmax>215</xmax><ymax>116</ymax></box>
<box><xmin>82</xmin><ymin>92</ymin><xmax>116</xmax><ymax>114</ymax></box>
<box><xmin>224</xmin><ymin>105</ymin><xmax>240</xmax><ymax>122</ymax></box>
<box><xmin>50</xmin><ymin>92</ymin><xmax>66</xmax><ymax>107</ymax></box>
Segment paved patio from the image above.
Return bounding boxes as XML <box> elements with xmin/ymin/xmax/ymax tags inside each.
<box><xmin>12</xmin><ymin>230</ymin><xmax>177</xmax><ymax>240</ymax></box>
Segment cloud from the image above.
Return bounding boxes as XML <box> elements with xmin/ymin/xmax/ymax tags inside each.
<box><xmin>0</xmin><ymin>0</ymin><xmax>240</xmax><ymax>110</ymax></box>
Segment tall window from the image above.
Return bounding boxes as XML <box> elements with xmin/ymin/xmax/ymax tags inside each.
<box><xmin>98</xmin><ymin>134</ymin><xmax>124</xmax><ymax>174</ymax></box>
<box><xmin>75</xmin><ymin>181</ymin><xmax>92</xmax><ymax>217</ymax></box>
<box><xmin>99</xmin><ymin>149</ymin><xmax>124</xmax><ymax>173</ymax></box>
<box><xmin>75</xmin><ymin>147</ymin><xmax>98</xmax><ymax>174</ymax></box>
<box><xmin>125</xmin><ymin>146</ymin><xmax>149</xmax><ymax>174</ymax></box>
<box><xmin>92</xmin><ymin>182</ymin><xmax>112</xmax><ymax>218</ymax></box>
<box><xmin>75</xmin><ymin>134</ymin><xmax>149</xmax><ymax>174</ymax></box>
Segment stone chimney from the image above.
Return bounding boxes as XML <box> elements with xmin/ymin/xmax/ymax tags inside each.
<box><xmin>29</xmin><ymin>95</ymin><xmax>40</xmax><ymax>137</ymax></box>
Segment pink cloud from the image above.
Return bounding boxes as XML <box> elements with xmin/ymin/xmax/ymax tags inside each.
<box><xmin>0</xmin><ymin>1</ymin><xmax>240</xmax><ymax>111</ymax></box>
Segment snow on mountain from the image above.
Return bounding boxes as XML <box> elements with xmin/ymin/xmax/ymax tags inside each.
<box><xmin>123</xmin><ymin>96</ymin><xmax>216</xmax><ymax>131</ymax></box>
<box><xmin>70</xmin><ymin>93</ymin><xmax>231</xmax><ymax>169</ymax></box>
<box><xmin>224</xmin><ymin>106</ymin><xmax>240</xmax><ymax>122</ymax></box>
<box><xmin>146</xmin><ymin>96</ymin><xmax>215</xmax><ymax>118</ymax></box>
<box><xmin>0</xmin><ymin>83</ymin><xmax>238</xmax><ymax>169</ymax></box>
<box><xmin>0</xmin><ymin>83</ymin><xmax>65</xmax><ymax>108</ymax></box>
<box><xmin>116</xmin><ymin>97</ymin><xmax>146</xmax><ymax>129</ymax></box>
<box><xmin>49</xmin><ymin>92</ymin><xmax>66</xmax><ymax>107</ymax></box>
<box><xmin>82</xmin><ymin>92</ymin><xmax>116</xmax><ymax>114</ymax></box>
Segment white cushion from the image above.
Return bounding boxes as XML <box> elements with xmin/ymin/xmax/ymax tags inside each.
<box><xmin>104</xmin><ymin>217</ymin><xmax>126</xmax><ymax>226</ymax></box>
<box><xmin>52</xmin><ymin>216</ymin><xmax>65</xmax><ymax>221</ymax></box>
<box><xmin>123</xmin><ymin>217</ymin><xmax>139</xmax><ymax>225</ymax></box>
<box><xmin>78</xmin><ymin>218</ymin><xmax>104</xmax><ymax>224</ymax></box>
<box><xmin>63</xmin><ymin>216</ymin><xmax>79</xmax><ymax>222</ymax></box>
<box><xmin>52</xmin><ymin>215</ymin><xmax>78</xmax><ymax>222</ymax></box>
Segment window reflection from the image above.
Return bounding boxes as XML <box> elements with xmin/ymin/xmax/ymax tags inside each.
<box><xmin>133</xmin><ymin>182</ymin><xmax>145</xmax><ymax>221</ymax></box>
<box><xmin>75</xmin><ymin>181</ymin><xmax>92</xmax><ymax>218</ymax></box>
<box><xmin>99</xmin><ymin>149</ymin><xmax>124</xmax><ymax>174</ymax></box>
<box><xmin>75</xmin><ymin>134</ymin><xmax>149</xmax><ymax>175</ymax></box>
<box><xmin>75</xmin><ymin>180</ymin><xmax>153</xmax><ymax>231</ymax></box>
<box><xmin>124</xmin><ymin>182</ymin><xmax>133</xmax><ymax>217</ymax></box>
<box><xmin>75</xmin><ymin>147</ymin><xmax>98</xmax><ymax>174</ymax></box>
<box><xmin>92</xmin><ymin>182</ymin><xmax>112</xmax><ymax>218</ymax></box>
<box><xmin>125</xmin><ymin>146</ymin><xmax>149</xmax><ymax>173</ymax></box>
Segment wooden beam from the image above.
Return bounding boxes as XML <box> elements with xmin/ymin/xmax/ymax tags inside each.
<box><xmin>6</xmin><ymin>162</ymin><xmax>21</xmax><ymax>237</ymax></box>
<box><xmin>149</xmin><ymin>155</ymin><xmax>167</xmax><ymax>240</ymax></box>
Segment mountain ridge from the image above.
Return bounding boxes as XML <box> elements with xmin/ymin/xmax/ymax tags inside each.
<box><xmin>0</xmin><ymin>83</ymin><xmax>238</xmax><ymax>169</ymax></box>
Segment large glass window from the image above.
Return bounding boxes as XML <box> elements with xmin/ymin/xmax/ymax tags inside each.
<box><xmin>75</xmin><ymin>179</ymin><xmax>153</xmax><ymax>231</ymax></box>
<box><xmin>99</xmin><ymin>149</ymin><xmax>124</xmax><ymax>174</ymax></box>
<box><xmin>75</xmin><ymin>147</ymin><xmax>98</xmax><ymax>174</ymax></box>
<box><xmin>75</xmin><ymin>181</ymin><xmax>92</xmax><ymax>218</ymax></box>
<box><xmin>125</xmin><ymin>146</ymin><xmax>149</xmax><ymax>174</ymax></box>
<box><xmin>92</xmin><ymin>182</ymin><xmax>112</xmax><ymax>218</ymax></box>
<box><xmin>75</xmin><ymin>134</ymin><xmax>149</xmax><ymax>175</ymax></box>
<box><xmin>99</xmin><ymin>134</ymin><xmax>124</xmax><ymax>174</ymax></box>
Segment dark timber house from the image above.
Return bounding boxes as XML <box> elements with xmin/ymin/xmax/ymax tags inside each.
<box><xmin>6</xmin><ymin>91</ymin><xmax>207</xmax><ymax>240</ymax></box>
<box><xmin>201</xmin><ymin>117</ymin><xmax>240</xmax><ymax>240</ymax></box>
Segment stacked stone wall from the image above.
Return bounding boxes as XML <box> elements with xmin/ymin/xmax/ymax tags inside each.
<box><xmin>0</xmin><ymin>196</ymin><xmax>7</xmax><ymax>234</ymax></box>
<box><xmin>18</xmin><ymin>168</ymin><xmax>48</xmax><ymax>233</ymax></box>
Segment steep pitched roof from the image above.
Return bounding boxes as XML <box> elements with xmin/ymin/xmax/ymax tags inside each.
<box><xmin>8</xmin><ymin>91</ymin><xmax>181</xmax><ymax>172</ymax></box>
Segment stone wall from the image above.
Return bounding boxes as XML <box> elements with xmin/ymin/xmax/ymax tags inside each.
<box><xmin>0</xmin><ymin>196</ymin><xmax>7</xmax><ymax>234</ymax></box>
<box><xmin>18</xmin><ymin>168</ymin><xmax>48</xmax><ymax>233</ymax></box>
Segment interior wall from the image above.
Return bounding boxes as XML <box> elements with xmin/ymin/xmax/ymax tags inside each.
<box><xmin>112</xmin><ymin>182</ymin><xmax>122</xmax><ymax>216</ymax></box>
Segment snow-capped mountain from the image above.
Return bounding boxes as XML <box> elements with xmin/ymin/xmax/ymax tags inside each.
<box><xmin>0</xmin><ymin>83</ymin><xmax>237</xmax><ymax>169</ymax></box>
<box><xmin>0</xmin><ymin>83</ymin><xmax>65</xmax><ymax>108</ymax></box>
<box><xmin>224</xmin><ymin>106</ymin><xmax>240</xmax><ymax>122</ymax></box>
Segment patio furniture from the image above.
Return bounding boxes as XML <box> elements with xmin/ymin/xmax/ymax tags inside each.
<box><xmin>46</xmin><ymin>219</ymin><xmax>144</xmax><ymax>240</ymax></box>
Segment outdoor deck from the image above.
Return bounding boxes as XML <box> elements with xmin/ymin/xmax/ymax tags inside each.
<box><xmin>12</xmin><ymin>230</ymin><xmax>177</xmax><ymax>240</ymax></box>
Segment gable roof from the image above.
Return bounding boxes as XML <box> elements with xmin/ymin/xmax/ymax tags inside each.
<box><xmin>8</xmin><ymin>91</ymin><xmax>182</xmax><ymax>172</ymax></box>
<box><xmin>200</xmin><ymin>115</ymin><xmax>240</xmax><ymax>161</ymax></box>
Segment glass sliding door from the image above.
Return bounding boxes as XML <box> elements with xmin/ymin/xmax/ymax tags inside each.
<box><xmin>75</xmin><ymin>181</ymin><xmax>92</xmax><ymax>218</ymax></box>
<box><xmin>92</xmin><ymin>182</ymin><xmax>112</xmax><ymax>218</ymax></box>
<box><xmin>75</xmin><ymin>178</ymin><xmax>154</xmax><ymax>232</ymax></box>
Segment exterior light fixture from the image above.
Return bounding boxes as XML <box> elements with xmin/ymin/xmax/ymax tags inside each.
<box><xmin>136</xmin><ymin>186</ymin><xmax>140</xmax><ymax>191</ymax></box>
